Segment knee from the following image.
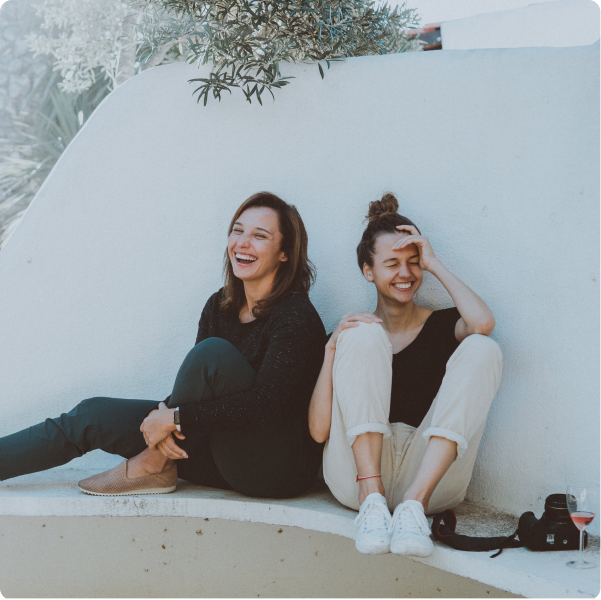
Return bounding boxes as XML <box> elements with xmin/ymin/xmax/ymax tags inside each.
<box><xmin>60</xmin><ymin>397</ymin><xmax>114</xmax><ymax>434</ymax></box>
<box><xmin>75</xmin><ymin>396</ymin><xmax>112</xmax><ymax>415</ymax></box>
<box><xmin>459</xmin><ymin>334</ymin><xmax>502</xmax><ymax>366</ymax></box>
<box><xmin>175</xmin><ymin>337</ymin><xmax>254</xmax><ymax>397</ymax></box>
<box><xmin>187</xmin><ymin>337</ymin><xmax>237</xmax><ymax>362</ymax></box>
<box><xmin>337</xmin><ymin>321</ymin><xmax>389</xmax><ymax>355</ymax></box>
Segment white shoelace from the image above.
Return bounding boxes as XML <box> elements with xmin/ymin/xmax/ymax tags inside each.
<box><xmin>388</xmin><ymin>501</ymin><xmax>431</xmax><ymax>537</ymax></box>
<box><xmin>354</xmin><ymin>496</ymin><xmax>391</xmax><ymax>534</ymax></box>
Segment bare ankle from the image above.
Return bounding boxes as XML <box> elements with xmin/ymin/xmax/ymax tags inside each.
<box><xmin>402</xmin><ymin>490</ymin><xmax>428</xmax><ymax>512</ymax></box>
<box><xmin>128</xmin><ymin>450</ymin><xmax>174</xmax><ymax>477</ymax></box>
<box><xmin>144</xmin><ymin>459</ymin><xmax>174</xmax><ymax>475</ymax></box>
<box><xmin>358</xmin><ymin>479</ymin><xmax>386</xmax><ymax>506</ymax></box>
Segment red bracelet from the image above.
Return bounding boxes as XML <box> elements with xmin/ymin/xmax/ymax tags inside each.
<box><xmin>356</xmin><ymin>474</ymin><xmax>382</xmax><ymax>482</ymax></box>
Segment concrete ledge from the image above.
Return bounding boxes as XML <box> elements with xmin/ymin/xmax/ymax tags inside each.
<box><xmin>1</xmin><ymin>469</ymin><xmax>598</xmax><ymax>598</ymax></box>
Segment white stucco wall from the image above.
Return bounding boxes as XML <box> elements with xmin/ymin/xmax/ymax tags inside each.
<box><xmin>0</xmin><ymin>43</ymin><xmax>598</xmax><ymax>530</ymax></box>
<box><xmin>441</xmin><ymin>0</ymin><xmax>600</xmax><ymax>50</ymax></box>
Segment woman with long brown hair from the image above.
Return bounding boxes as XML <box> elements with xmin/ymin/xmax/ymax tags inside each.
<box><xmin>0</xmin><ymin>192</ymin><xmax>326</xmax><ymax>498</ymax></box>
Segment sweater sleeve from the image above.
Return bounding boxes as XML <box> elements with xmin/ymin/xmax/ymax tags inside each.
<box><xmin>194</xmin><ymin>293</ymin><xmax>215</xmax><ymax>345</ymax></box>
<box><xmin>179</xmin><ymin>304</ymin><xmax>324</xmax><ymax>434</ymax></box>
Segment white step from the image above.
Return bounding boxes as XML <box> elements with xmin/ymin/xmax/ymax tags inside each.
<box><xmin>0</xmin><ymin>468</ymin><xmax>598</xmax><ymax>598</ymax></box>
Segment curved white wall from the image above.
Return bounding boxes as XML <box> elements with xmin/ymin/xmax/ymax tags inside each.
<box><xmin>0</xmin><ymin>44</ymin><xmax>598</xmax><ymax>530</ymax></box>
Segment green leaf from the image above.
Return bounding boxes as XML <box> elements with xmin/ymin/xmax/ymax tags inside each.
<box><xmin>131</xmin><ymin>0</ymin><xmax>421</xmax><ymax>105</ymax></box>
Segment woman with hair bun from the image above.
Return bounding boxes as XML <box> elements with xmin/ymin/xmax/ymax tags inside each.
<box><xmin>309</xmin><ymin>193</ymin><xmax>502</xmax><ymax>556</ymax></box>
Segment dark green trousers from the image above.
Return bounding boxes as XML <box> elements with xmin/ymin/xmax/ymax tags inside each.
<box><xmin>0</xmin><ymin>338</ymin><xmax>322</xmax><ymax>498</ymax></box>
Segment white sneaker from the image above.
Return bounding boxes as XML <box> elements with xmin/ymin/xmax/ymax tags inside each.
<box><xmin>354</xmin><ymin>493</ymin><xmax>392</xmax><ymax>554</ymax></box>
<box><xmin>389</xmin><ymin>499</ymin><xmax>434</xmax><ymax>557</ymax></box>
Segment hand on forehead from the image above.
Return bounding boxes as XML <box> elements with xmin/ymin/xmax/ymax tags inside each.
<box><xmin>396</xmin><ymin>224</ymin><xmax>419</xmax><ymax>236</ymax></box>
<box><xmin>393</xmin><ymin>233</ymin><xmax>419</xmax><ymax>255</ymax></box>
<box><xmin>374</xmin><ymin>231</ymin><xmax>417</xmax><ymax>257</ymax></box>
<box><xmin>390</xmin><ymin>225</ymin><xmax>422</xmax><ymax>253</ymax></box>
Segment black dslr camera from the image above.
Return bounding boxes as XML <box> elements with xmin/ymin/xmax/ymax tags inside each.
<box><xmin>518</xmin><ymin>494</ymin><xmax>586</xmax><ymax>551</ymax></box>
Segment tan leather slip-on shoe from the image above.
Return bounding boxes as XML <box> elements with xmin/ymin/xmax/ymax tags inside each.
<box><xmin>78</xmin><ymin>460</ymin><xmax>177</xmax><ymax>496</ymax></box>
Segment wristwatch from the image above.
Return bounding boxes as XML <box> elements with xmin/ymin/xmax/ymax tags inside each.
<box><xmin>174</xmin><ymin>407</ymin><xmax>181</xmax><ymax>432</ymax></box>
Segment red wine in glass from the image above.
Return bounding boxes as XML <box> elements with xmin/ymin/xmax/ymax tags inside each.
<box><xmin>570</xmin><ymin>512</ymin><xmax>595</xmax><ymax>530</ymax></box>
<box><xmin>566</xmin><ymin>485</ymin><xmax>598</xmax><ymax>569</ymax></box>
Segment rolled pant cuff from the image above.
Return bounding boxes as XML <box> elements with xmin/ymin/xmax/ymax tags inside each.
<box><xmin>422</xmin><ymin>426</ymin><xmax>468</xmax><ymax>459</ymax></box>
<box><xmin>346</xmin><ymin>423</ymin><xmax>392</xmax><ymax>448</ymax></box>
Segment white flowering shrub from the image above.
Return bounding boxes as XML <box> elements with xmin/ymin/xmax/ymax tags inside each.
<box><xmin>26</xmin><ymin>0</ymin><xmax>135</xmax><ymax>92</ymax></box>
<box><xmin>1</xmin><ymin>0</ymin><xmax>184</xmax><ymax>248</ymax></box>
<box><xmin>26</xmin><ymin>0</ymin><xmax>182</xmax><ymax>94</ymax></box>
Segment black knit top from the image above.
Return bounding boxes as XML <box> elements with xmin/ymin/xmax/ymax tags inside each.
<box><xmin>178</xmin><ymin>289</ymin><xmax>326</xmax><ymax>434</ymax></box>
<box><xmin>389</xmin><ymin>307</ymin><xmax>461</xmax><ymax>427</ymax></box>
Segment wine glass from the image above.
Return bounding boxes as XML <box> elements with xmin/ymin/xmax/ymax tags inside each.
<box><xmin>566</xmin><ymin>484</ymin><xmax>598</xmax><ymax>569</ymax></box>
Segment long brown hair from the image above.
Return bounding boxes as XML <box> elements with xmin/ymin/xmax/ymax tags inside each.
<box><xmin>220</xmin><ymin>192</ymin><xmax>315</xmax><ymax>318</ymax></box>
<box><xmin>357</xmin><ymin>192</ymin><xmax>421</xmax><ymax>270</ymax></box>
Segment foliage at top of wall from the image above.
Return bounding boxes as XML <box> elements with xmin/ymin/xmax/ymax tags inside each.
<box><xmin>132</xmin><ymin>0</ymin><xmax>422</xmax><ymax>104</ymax></box>
<box><xmin>0</xmin><ymin>0</ymin><xmax>421</xmax><ymax>247</ymax></box>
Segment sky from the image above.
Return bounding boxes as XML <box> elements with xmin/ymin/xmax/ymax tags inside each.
<box><xmin>393</xmin><ymin>0</ymin><xmax>556</xmax><ymax>26</ymax></box>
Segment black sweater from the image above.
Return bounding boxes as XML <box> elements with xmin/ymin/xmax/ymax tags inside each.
<box><xmin>177</xmin><ymin>290</ymin><xmax>326</xmax><ymax>434</ymax></box>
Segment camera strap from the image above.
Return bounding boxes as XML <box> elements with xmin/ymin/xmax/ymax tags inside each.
<box><xmin>431</xmin><ymin>510</ymin><xmax>524</xmax><ymax>558</ymax></box>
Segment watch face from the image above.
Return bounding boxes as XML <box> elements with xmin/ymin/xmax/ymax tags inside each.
<box><xmin>174</xmin><ymin>410</ymin><xmax>181</xmax><ymax>425</ymax></box>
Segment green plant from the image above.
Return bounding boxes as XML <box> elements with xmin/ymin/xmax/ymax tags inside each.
<box><xmin>0</xmin><ymin>70</ymin><xmax>110</xmax><ymax>247</ymax></box>
<box><xmin>0</xmin><ymin>0</ymin><xmax>181</xmax><ymax>247</ymax></box>
<box><xmin>131</xmin><ymin>0</ymin><xmax>422</xmax><ymax>105</ymax></box>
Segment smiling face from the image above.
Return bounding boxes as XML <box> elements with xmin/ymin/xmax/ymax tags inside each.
<box><xmin>227</xmin><ymin>206</ymin><xmax>288</xmax><ymax>284</ymax></box>
<box><xmin>362</xmin><ymin>232</ymin><xmax>423</xmax><ymax>305</ymax></box>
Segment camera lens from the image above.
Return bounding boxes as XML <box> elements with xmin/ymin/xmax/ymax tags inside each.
<box><xmin>543</xmin><ymin>493</ymin><xmax>572</xmax><ymax>524</ymax></box>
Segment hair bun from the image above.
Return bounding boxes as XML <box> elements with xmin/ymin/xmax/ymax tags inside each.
<box><xmin>366</xmin><ymin>193</ymin><xmax>399</xmax><ymax>222</ymax></box>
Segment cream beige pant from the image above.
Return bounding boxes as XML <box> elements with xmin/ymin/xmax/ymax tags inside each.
<box><xmin>323</xmin><ymin>322</ymin><xmax>503</xmax><ymax>514</ymax></box>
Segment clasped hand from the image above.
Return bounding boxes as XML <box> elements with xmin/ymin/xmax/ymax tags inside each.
<box><xmin>140</xmin><ymin>402</ymin><xmax>188</xmax><ymax>460</ymax></box>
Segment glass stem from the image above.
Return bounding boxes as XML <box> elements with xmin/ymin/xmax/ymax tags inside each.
<box><xmin>579</xmin><ymin>529</ymin><xmax>584</xmax><ymax>561</ymax></box>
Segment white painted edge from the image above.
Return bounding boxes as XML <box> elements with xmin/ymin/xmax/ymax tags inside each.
<box><xmin>414</xmin><ymin>547</ymin><xmax>597</xmax><ymax>599</ymax></box>
<box><xmin>0</xmin><ymin>480</ymin><xmax>601</xmax><ymax>599</ymax></box>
